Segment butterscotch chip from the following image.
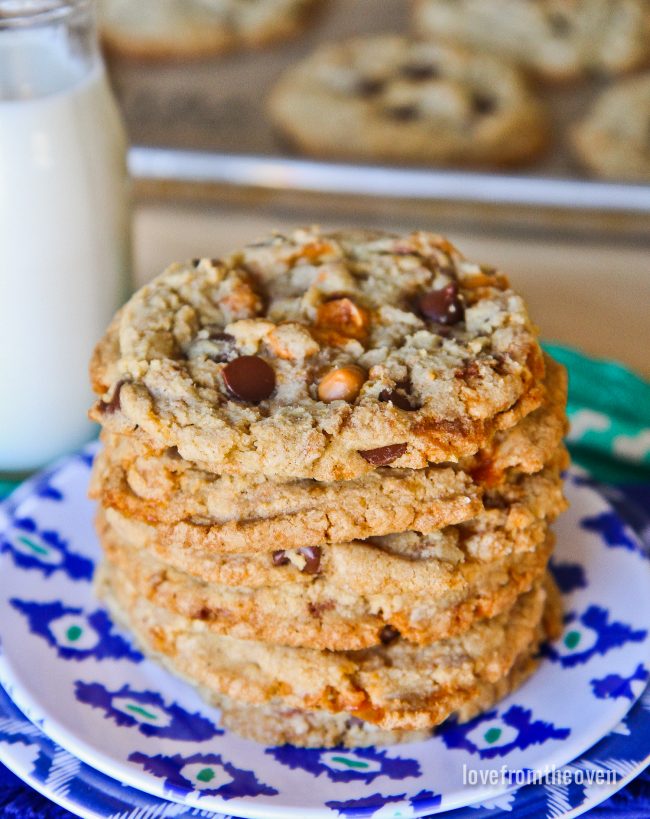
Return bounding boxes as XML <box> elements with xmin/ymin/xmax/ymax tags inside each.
<box><xmin>315</xmin><ymin>298</ymin><xmax>370</xmax><ymax>342</ymax></box>
<box><xmin>317</xmin><ymin>365</ymin><xmax>367</xmax><ymax>403</ymax></box>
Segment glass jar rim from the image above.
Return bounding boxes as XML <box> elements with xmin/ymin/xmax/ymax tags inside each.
<box><xmin>0</xmin><ymin>0</ymin><xmax>92</xmax><ymax>27</ymax></box>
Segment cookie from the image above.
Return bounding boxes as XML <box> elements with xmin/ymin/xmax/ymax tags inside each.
<box><xmin>213</xmin><ymin>649</ymin><xmax>541</xmax><ymax>747</ymax></box>
<box><xmin>572</xmin><ymin>73</ymin><xmax>650</xmax><ymax>181</ymax></box>
<box><xmin>99</xmin><ymin>0</ymin><xmax>319</xmax><ymax>60</ymax></box>
<box><xmin>91</xmin><ymin>446</ymin><xmax>483</xmax><ymax>552</ymax></box>
<box><xmin>90</xmin><ymin>356</ymin><xmax>566</xmax><ymax>553</ymax></box>
<box><xmin>268</xmin><ymin>35</ymin><xmax>548</xmax><ymax>166</ymax></box>
<box><xmin>99</xmin><ymin>446</ymin><xmax>567</xmax><ymax>569</ymax></box>
<box><xmin>413</xmin><ymin>0</ymin><xmax>650</xmax><ymax>83</ymax></box>
<box><xmin>89</xmin><ymin>228</ymin><xmax>546</xmax><ymax>482</ymax></box>
<box><xmin>97</xmin><ymin>562</ymin><xmax>557</xmax><ymax>734</ymax></box>
<box><xmin>98</xmin><ymin>502</ymin><xmax>556</xmax><ymax>649</ymax></box>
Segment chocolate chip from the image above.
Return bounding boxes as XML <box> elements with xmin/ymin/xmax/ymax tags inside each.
<box><xmin>165</xmin><ymin>446</ymin><xmax>181</xmax><ymax>460</ymax></box>
<box><xmin>298</xmin><ymin>546</ymin><xmax>322</xmax><ymax>575</ymax></box>
<box><xmin>455</xmin><ymin>361</ymin><xmax>480</xmax><ymax>380</ymax></box>
<box><xmin>357</xmin><ymin>77</ymin><xmax>385</xmax><ymax>97</ymax></box>
<box><xmin>379</xmin><ymin>389</ymin><xmax>417</xmax><ymax>411</ymax></box>
<box><xmin>193</xmin><ymin>605</ymin><xmax>230</xmax><ymax>621</ymax></box>
<box><xmin>206</xmin><ymin>329</ymin><xmax>235</xmax><ymax>343</ymax></box>
<box><xmin>204</xmin><ymin>330</ymin><xmax>236</xmax><ymax>363</ymax></box>
<box><xmin>222</xmin><ymin>355</ymin><xmax>275</xmax><ymax>403</ymax></box>
<box><xmin>400</xmin><ymin>63</ymin><xmax>439</xmax><ymax>81</ymax></box>
<box><xmin>492</xmin><ymin>353</ymin><xmax>511</xmax><ymax>376</ymax></box>
<box><xmin>100</xmin><ymin>380</ymin><xmax>126</xmax><ymax>415</ymax></box>
<box><xmin>194</xmin><ymin>606</ymin><xmax>213</xmax><ymax>620</ymax></box>
<box><xmin>359</xmin><ymin>443</ymin><xmax>407</xmax><ymax>466</ymax></box>
<box><xmin>308</xmin><ymin>600</ymin><xmax>335</xmax><ymax>617</ymax></box>
<box><xmin>191</xmin><ymin>258</ymin><xmax>201</xmax><ymax>267</ymax></box>
<box><xmin>384</xmin><ymin>104</ymin><xmax>419</xmax><ymax>121</ymax></box>
<box><xmin>272</xmin><ymin>547</ymin><xmax>321</xmax><ymax>574</ymax></box>
<box><xmin>379</xmin><ymin>624</ymin><xmax>401</xmax><ymax>645</ymax></box>
<box><xmin>471</xmin><ymin>92</ymin><xmax>496</xmax><ymax>115</ymax></box>
<box><xmin>548</xmin><ymin>13</ymin><xmax>571</xmax><ymax>35</ymax></box>
<box><xmin>417</xmin><ymin>282</ymin><xmax>464</xmax><ymax>325</ymax></box>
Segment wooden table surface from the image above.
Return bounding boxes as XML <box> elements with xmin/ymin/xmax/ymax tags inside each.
<box><xmin>133</xmin><ymin>200</ymin><xmax>650</xmax><ymax>378</ymax></box>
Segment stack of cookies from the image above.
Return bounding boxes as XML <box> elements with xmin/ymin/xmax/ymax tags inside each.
<box><xmin>89</xmin><ymin>227</ymin><xmax>568</xmax><ymax>747</ymax></box>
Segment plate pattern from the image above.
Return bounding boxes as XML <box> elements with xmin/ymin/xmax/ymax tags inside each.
<box><xmin>0</xmin><ymin>450</ymin><xmax>648</xmax><ymax>819</ymax></box>
<box><xmin>0</xmin><ymin>655</ymin><xmax>648</xmax><ymax>818</ymax></box>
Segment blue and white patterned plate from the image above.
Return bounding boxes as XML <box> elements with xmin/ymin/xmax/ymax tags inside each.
<box><xmin>1</xmin><ymin>670</ymin><xmax>648</xmax><ymax>819</ymax></box>
<box><xmin>0</xmin><ymin>446</ymin><xmax>648</xmax><ymax>819</ymax></box>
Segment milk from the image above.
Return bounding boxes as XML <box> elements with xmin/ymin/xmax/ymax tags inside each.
<box><xmin>0</xmin><ymin>27</ymin><xmax>131</xmax><ymax>472</ymax></box>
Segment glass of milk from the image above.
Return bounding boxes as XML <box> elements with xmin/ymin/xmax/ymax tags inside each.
<box><xmin>0</xmin><ymin>0</ymin><xmax>131</xmax><ymax>476</ymax></box>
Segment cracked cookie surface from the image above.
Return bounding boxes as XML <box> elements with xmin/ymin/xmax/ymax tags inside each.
<box><xmin>90</xmin><ymin>228</ymin><xmax>545</xmax><ymax>481</ymax></box>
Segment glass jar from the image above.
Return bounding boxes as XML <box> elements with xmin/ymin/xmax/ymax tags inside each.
<box><xmin>0</xmin><ymin>0</ymin><xmax>131</xmax><ymax>475</ymax></box>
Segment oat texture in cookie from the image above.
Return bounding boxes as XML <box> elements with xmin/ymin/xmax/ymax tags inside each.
<box><xmin>413</xmin><ymin>0</ymin><xmax>650</xmax><ymax>82</ymax></box>
<box><xmin>90</xmin><ymin>228</ymin><xmax>545</xmax><ymax>481</ymax></box>
<box><xmin>268</xmin><ymin>36</ymin><xmax>548</xmax><ymax>165</ymax></box>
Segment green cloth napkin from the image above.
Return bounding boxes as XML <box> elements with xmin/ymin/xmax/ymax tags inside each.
<box><xmin>0</xmin><ymin>344</ymin><xmax>648</xmax><ymax>501</ymax></box>
<box><xmin>0</xmin><ymin>480</ymin><xmax>17</xmax><ymax>500</ymax></box>
<box><xmin>543</xmin><ymin>343</ymin><xmax>650</xmax><ymax>484</ymax></box>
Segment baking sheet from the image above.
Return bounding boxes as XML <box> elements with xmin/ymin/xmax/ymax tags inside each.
<box><xmin>108</xmin><ymin>0</ymin><xmax>650</xmax><ymax>217</ymax></box>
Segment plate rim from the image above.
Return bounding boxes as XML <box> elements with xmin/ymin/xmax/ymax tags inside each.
<box><xmin>0</xmin><ymin>676</ymin><xmax>648</xmax><ymax>819</ymax></box>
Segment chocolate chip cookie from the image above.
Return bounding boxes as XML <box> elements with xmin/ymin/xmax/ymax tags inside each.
<box><xmin>99</xmin><ymin>0</ymin><xmax>320</xmax><ymax>60</ymax></box>
<box><xmin>572</xmin><ymin>73</ymin><xmax>650</xmax><ymax>181</ymax></box>
<box><xmin>90</xmin><ymin>228</ymin><xmax>545</xmax><ymax>481</ymax></box>
<box><xmin>413</xmin><ymin>0</ymin><xmax>650</xmax><ymax>83</ymax></box>
<box><xmin>96</xmin><ymin>462</ymin><xmax>564</xmax><ymax>650</ymax></box>
<box><xmin>89</xmin><ymin>356</ymin><xmax>566</xmax><ymax>553</ymax></box>
<box><xmin>268</xmin><ymin>35</ymin><xmax>549</xmax><ymax>166</ymax></box>
<box><xmin>97</xmin><ymin>561</ymin><xmax>558</xmax><ymax>740</ymax></box>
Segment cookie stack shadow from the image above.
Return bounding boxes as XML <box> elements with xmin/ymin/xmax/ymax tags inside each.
<box><xmin>88</xmin><ymin>229</ymin><xmax>569</xmax><ymax>748</ymax></box>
